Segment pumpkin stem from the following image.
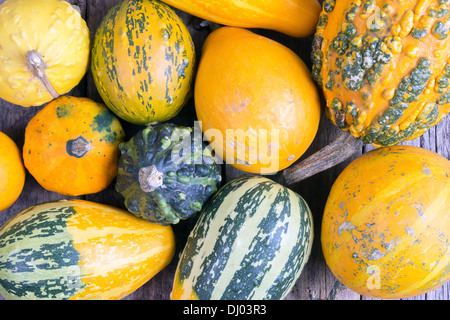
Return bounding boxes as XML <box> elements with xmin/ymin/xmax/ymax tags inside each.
<box><xmin>282</xmin><ymin>131</ymin><xmax>363</xmax><ymax>185</ymax></box>
<box><xmin>139</xmin><ymin>165</ymin><xmax>164</xmax><ymax>192</ymax></box>
<box><xmin>26</xmin><ymin>50</ymin><xmax>59</xmax><ymax>99</ymax></box>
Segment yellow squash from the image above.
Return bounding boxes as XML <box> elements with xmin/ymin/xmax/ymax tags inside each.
<box><xmin>322</xmin><ymin>145</ymin><xmax>450</xmax><ymax>299</ymax></box>
<box><xmin>0</xmin><ymin>199</ymin><xmax>175</xmax><ymax>300</ymax></box>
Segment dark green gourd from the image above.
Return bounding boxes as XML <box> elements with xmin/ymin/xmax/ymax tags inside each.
<box><xmin>116</xmin><ymin>123</ymin><xmax>222</xmax><ymax>225</ymax></box>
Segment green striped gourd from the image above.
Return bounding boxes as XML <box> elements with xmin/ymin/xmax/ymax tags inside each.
<box><xmin>0</xmin><ymin>200</ymin><xmax>175</xmax><ymax>300</ymax></box>
<box><xmin>91</xmin><ymin>0</ymin><xmax>196</xmax><ymax>125</ymax></box>
<box><xmin>115</xmin><ymin>123</ymin><xmax>222</xmax><ymax>225</ymax></box>
<box><xmin>171</xmin><ymin>175</ymin><xmax>314</xmax><ymax>300</ymax></box>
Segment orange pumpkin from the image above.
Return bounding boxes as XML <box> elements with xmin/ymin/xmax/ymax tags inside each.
<box><xmin>23</xmin><ymin>96</ymin><xmax>125</xmax><ymax>196</ymax></box>
<box><xmin>322</xmin><ymin>145</ymin><xmax>450</xmax><ymax>299</ymax></box>
<box><xmin>195</xmin><ymin>27</ymin><xmax>321</xmax><ymax>174</ymax></box>
<box><xmin>0</xmin><ymin>132</ymin><xmax>25</xmax><ymax>211</ymax></box>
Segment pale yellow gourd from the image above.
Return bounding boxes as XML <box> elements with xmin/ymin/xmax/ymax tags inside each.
<box><xmin>0</xmin><ymin>0</ymin><xmax>90</xmax><ymax>107</ymax></box>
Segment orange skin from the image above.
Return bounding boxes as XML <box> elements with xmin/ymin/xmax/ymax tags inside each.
<box><xmin>23</xmin><ymin>96</ymin><xmax>125</xmax><ymax>196</ymax></box>
<box><xmin>158</xmin><ymin>0</ymin><xmax>321</xmax><ymax>38</ymax></box>
<box><xmin>0</xmin><ymin>131</ymin><xmax>25</xmax><ymax>211</ymax></box>
<box><xmin>195</xmin><ymin>27</ymin><xmax>321</xmax><ymax>174</ymax></box>
<box><xmin>322</xmin><ymin>146</ymin><xmax>450</xmax><ymax>299</ymax></box>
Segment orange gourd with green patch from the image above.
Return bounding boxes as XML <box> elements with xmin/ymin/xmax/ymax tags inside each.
<box><xmin>321</xmin><ymin>145</ymin><xmax>450</xmax><ymax>299</ymax></box>
<box><xmin>23</xmin><ymin>96</ymin><xmax>125</xmax><ymax>196</ymax></box>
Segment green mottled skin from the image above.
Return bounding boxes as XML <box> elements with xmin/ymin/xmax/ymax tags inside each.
<box><xmin>115</xmin><ymin>123</ymin><xmax>222</xmax><ymax>225</ymax></box>
<box><xmin>0</xmin><ymin>206</ymin><xmax>83</xmax><ymax>300</ymax></box>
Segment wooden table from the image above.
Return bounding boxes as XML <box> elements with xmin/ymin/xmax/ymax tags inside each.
<box><xmin>0</xmin><ymin>0</ymin><xmax>448</xmax><ymax>300</ymax></box>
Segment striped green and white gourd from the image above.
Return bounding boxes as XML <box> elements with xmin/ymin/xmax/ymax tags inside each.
<box><xmin>0</xmin><ymin>200</ymin><xmax>175</xmax><ymax>300</ymax></box>
<box><xmin>171</xmin><ymin>175</ymin><xmax>314</xmax><ymax>300</ymax></box>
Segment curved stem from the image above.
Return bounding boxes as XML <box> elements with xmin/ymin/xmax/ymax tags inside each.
<box><xmin>26</xmin><ymin>50</ymin><xmax>59</xmax><ymax>99</ymax></box>
<box><xmin>282</xmin><ymin>131</ymin><xmax>364</xmax><ymax>185</ymax></box>
<box><xmin>139</xmin><ymin>165</ymin><xmax>164</xmax><ymax>192</ymax></box>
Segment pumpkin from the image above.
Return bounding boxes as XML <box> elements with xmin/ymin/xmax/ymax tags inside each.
<box><xmin>115</xmin><ymin>123</ymin><xmax>222</xmax><ymax>225</ymax></box>
<box><xmin>171</xmin><ymin>175</ymin><xmax>313</xmax><ymax>300</ymax></box>
<box><xmin>158</xmin><ymin>0</ymin><xmax>321</xmax><ymax>38</ymax></box>
<box><xmin>195</xmin><ymin>27</ymin><xmax>321</xmax><ymax>175</ymax></box>
<box><xmin>91</xmin><ymin>0</ymin><xmax>196</xmax><ymax>125</ymax></box>
<box><xmin>0</xmin><ymin>132</ymin><xmax>25</xmax><ymax>212</ymax></box>
<box><xmin>0</xmin><ymin>0</ymin><xmax>90</xmax><ymax>107</ymax></box>
<box><xmin>321</xmin><ymin>145</ymin><xmax>450</xmax><ymax>299</ymax></box>
<box><xmin>0</xmin><ymin>199</ymin><xmax>175</xmax><ymax>300</ymax></box>
<box><xmin>23</xmin><ymin>96</ymin><xmax>125</xmax><ymax>196</ymax></box>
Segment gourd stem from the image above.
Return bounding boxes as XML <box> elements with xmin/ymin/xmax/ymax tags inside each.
<box><xmin>282</xmin><ymin>131</ymin><xmax>364</xmax><ymax>185</ymax></box>
<box><xmin>139</xmin><ymin>165</ymin><xmax>164</xmax><ymax>192</ymax></box>
<box><xmin>26</xmin><ymin>50</ymin><xmax>59</xmax><ymax>99</ymax></box>
<box><xmin>69</xmin><ymin>136</ymin><xmax>92</xmax><ymax>158</ymax></box>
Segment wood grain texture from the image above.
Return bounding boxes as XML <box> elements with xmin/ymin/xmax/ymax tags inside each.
<box><xmin>0</xmin><ymin>0</ymin><xmax>448</xmax><ymax>300</ymax></box>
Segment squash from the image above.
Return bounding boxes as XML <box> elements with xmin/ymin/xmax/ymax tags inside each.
<box><xmin>0</xmin><ymin>132</ymin><xmax>25</xmax><ymax>212</ymax></box>
<box><xmin>159</xmin><ymin>0</ymin><xmax>321</xmax><ymax>38</ymax></box>
<box><xmin>115</xmin><ymin>123</ymin><xmax>222</xmax><ymax>225</ymax></box>
<box><xmin>171</xmin><ymin>175</ymin><xmax>313</xmax><ymax>300</ymax></box>
<box><xmin>0</xmin><ymin>0</ymin><xmax>90</xmax><ymax>107</ymax></box>
<box><xmin>195</xmin><ymin>27</ymin><xmax>321</xmax><ymax>174</ymax></box>
<box><xmin>23</xmin><ymin>96</ymin><xmax>125</xmax><ymax>196</ymax></box>
<box><xmin>312</xmin><ymin>0</ymin><xmax>450</xmax><ymax>146</ymax></box>
<box><xmin>91</xmin><ymin>0</ymin><xmax>196</xmax><ymax>125</ymax></box>
<box><xmin>321</xmin><ymin>145</ymin><xmax>450</xmax><ymax>299</ymax></box>
<box><xmin>0</xmin><ymin>199</ymin><xmax>175</xmax><ymax>300</ymax></box>
<box><xmin>285</xmin><ymin>0</ymin><xmax>450</xmax><ymax>184</ymax></box>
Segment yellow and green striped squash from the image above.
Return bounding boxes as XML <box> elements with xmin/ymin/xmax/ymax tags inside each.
<box><xmin>91</xmin><ymin>0</ymin><xmax>196</xmax><ymax>125</ymax></box>
<box><xmin>171</xmin><ymin>175</ymin><xmax>314</xmax><ymax>300</ymax></box>
<box><xmin>0</xmin><ymin>199</ymin><xmax>175</xmax><ymax>300</ymax></box>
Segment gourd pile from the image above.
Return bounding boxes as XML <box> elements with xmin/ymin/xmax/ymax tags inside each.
<box><xmin>0</xmin><ymin>0</ymin><xmax>448</xmax><ymax>300</ymax></box>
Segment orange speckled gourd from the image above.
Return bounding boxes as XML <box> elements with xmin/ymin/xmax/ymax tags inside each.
<box><xmin>322</xmin><ymin>145</ymin><xmax>450</xmax><ymax>299</ymax></box>
<box><xmin>312</xmin><ymin>0</ymin><xmax>450</xmax><ymax>147</ymax></box>
<box><xmin>91</xmin><ymin>0</ymin><xmax>196</xmax><ymax>125</ymax></box>
<box><xmin>0</xmin><ymin>132</ymin><xmax>25</xmax><ymax>212</ymax></box>
<box><xmin>0</xmin><ymin>200</ymin><xmax>175</xmax><ymax>300</ymax></box>
<box><xmin>23</xmin><ymin>96</ymin><xmax>125</xmax><ymax>196</ymax></box>
<box><xmin>158</xmin><ymin>0</ymin><xmax>321</xmax><ymax>38</ymax></box>
<box><xmin>195</xmin><ymin>27</ymin><xmax>321</xmax><ymax>174</ymax></box>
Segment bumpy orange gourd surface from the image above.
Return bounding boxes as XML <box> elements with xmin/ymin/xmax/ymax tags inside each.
<box><xmin>312</xmin><ymin>0</ymin><xmax>450</xmax><ymax>147</ymax></box>
<box><xmin>322</xmin><ymin>145</ymin><xmax>450</xmax><ymax>299</ymax></box>
<box><xmin>23</xmin><ymin>96</ymin><xmax>125</xmax><ymax>196</ymax></box>
<box><xmin>0</xmin><ymin>0</ymin><xmax>90</xmax><ymax>107</ymax></box>
<box><xmin>195</xmin><ymin>27</ymin><xmax>321</xmax><ymax>174</ymax></box>
<box><xmin>159</xmin><ymin>0</ymin><xmax>321</xmax><ymax>38</ymax></box>
<box><xmin>0</xmin><ymin>132</ymin><xmax>25</xmax><ymax>212</ymax></box>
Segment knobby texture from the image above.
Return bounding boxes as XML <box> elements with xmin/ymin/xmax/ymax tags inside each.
<box><xmin>0</xmin><ymin>0</ymin><xmax>448</xmax><ymax>300</ymax></box>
